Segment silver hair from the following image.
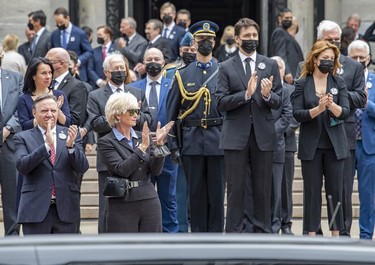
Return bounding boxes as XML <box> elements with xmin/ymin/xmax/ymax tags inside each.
<box><xmin>270</xmin><ymin>56</ymin><xmax>286</xmax><ymax>75</ymax></box>
<box><xmin>102</xmin><ymin>51</ymin><xmax>125</xmax><ymax>70</ymax></box>
<box><xmin>105</xmin><ymin>92</ymin><xmax>138</xmax><ymax>128</ymax></box>
<box><xmin>348</xmin><ymin>40</ymin><xmax>370</xmax><ymax>56</ymax></box>
<box><xmin>317</xmin><ymin>20</ymin><xmax>342</xmax><ymax>39</ymax></box>
<box><xmin>122</xmin><ymin>17</ymin><xmax>137</xmax><ymax>30</ymax></box>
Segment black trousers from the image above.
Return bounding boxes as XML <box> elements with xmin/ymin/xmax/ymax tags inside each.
<box><xmin>341</xmin><ymin>150</ymin><xmax>355</xmax><ymax>236</ymax></box>
<box><xmin>226</xmin><ymin>129</ymin><xmax>273</xmax><ymax>233</ymax></box>
<box><xmin>301</xmin><ymin>148</ymin><xmax>344</xmax><ymax>232</ymax></box>
<box><xmin>106</xmin><ymin>197</ymin><xmax>162</xmax><ymax>233</ymax></box>
<box><xmin>98</xmin><ymin>171</ymin><xmax>108</xmax><ymax>233</ymax></box>
<box><xmin>281</xmin><ymin>151</ymin><xmax>295</xmax><ymax>229</ymax></box>
<box><xmin>183</xmin><ymin>155</ymin><xmax>225</xmax><ymax>232</ymax></box>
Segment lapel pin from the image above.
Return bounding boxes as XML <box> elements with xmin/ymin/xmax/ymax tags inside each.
<box><xmin>58</xmin><ymin>131</ymin><xmax>67</xmax><ymax>140</ymax></box>
<box><xmin>70</xmin><ymin>36</ymin><xmax>75</xmax><ymax>42</ymax></box>
<box><xmin>257</xmin><ymin>62</ymin><xmax>266</xmax><ymax>70</ymax></box>
<box><xmin>330</xmin><ymin>88</ymin><xmax>338</xmax><ymax>95</ymax></box>
<box><xmin>337</xmin><ymin>68</ymin><xmax>344</xmax><ymax>75</ymax></box>
<box><xmin>366</xmin><ymin>81</ymin><xmax>372</xmax><ymax>89</ymax></box>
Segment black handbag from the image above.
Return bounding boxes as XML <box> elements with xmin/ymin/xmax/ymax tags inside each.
<box><xmin>103</xmin><ymin>176</ymin><xmax>130</xmax><ymax>198</ymax></box>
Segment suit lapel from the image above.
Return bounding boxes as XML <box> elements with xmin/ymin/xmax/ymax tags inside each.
<box><xmin>54</xmin><ymin>126</ymin><xmax>67</xmax><ymax>165</ymax></box>
<box><xmin>1</xmin><ymin>70</ymin><xmax>11</xmax><ymax>109</ymax></box>
<box><xmin>57</xmin><ymin>74</ymin><xmax>71</xmax><ymax>90</ymax></box>
<box><xmin>232</xmin><ymin>55</ymin><xmax>247</xmax><ymax>88</ymax></box>
<box><xmin>158</xmin><ymin>78</ymin><xmax>170</xmax><ymax>113</ymax></box>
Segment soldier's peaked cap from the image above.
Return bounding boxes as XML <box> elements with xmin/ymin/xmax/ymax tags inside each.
<box><xmin>189</xmin><ymin>20</ymin><xmax>219</xmax><ymax>37</ymax></box>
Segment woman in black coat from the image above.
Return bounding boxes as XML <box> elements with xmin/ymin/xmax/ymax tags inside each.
<box><xmin>97</xmin><ymin>92</ymin><xmax>173</xmax><ymax>232</ymax></box>
<box><xmin>293</xmin><ymin>40</ymin><xmax>350</xmax><ymax>236</ymax></box>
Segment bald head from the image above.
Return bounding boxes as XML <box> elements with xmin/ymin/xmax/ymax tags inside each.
<box><xmin>143</xmin><ymin>48</ymin><xmax>165</xmax><ymax>79</ymax></box>
<box><xmin>45</xmin><ymin>47</ymin><xmax>70</xmax><ymax>77</ymax></box>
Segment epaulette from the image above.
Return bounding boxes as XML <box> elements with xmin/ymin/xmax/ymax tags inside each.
<box><xmin>177</xmin><ymin>64</ymin><xmax>188</xmax><ymax>70</ymax></box>
<box><xmin>164</xmin><ymin>63</ymin><xmax>178</xmax><ymax>70</ymax></box>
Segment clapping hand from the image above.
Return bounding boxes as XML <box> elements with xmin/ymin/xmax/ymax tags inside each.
<box><xmin>139</xmin><ymin>122</ymin><xmax>150</xmax><ymax>152</ymax></box>
<box><xmin>45</xmin><ymin>120</ymin><xmax>54</xmax><ymax>146</ymax></box>
<box><xmin>66</xmin><ymin>125</ymin><xmax>78</xmax><ymax>148</ymax></box>
<box><xmin>57</xmin><ymin>95</ymin><xmax>64</xmax><ymax>109</ymax></box>
<box><xmin>246</xmin><ymin>71</ymin><xmax>258</xmax><ymax>98</ymax></box>
<box><xmin>261</xmin><ymin>75</ymin><xmax>273</xmax><ymax>98</ymax></box>
<box><xmin>155</xmin><ymin>121</ymin><xmax>174</xmax><ymax>145</ymax></box>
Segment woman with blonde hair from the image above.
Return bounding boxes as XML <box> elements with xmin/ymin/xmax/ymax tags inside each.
<box><xmin>214</xmin><ymin>25</ymin><xmax>238</xmax><ymax>62</ymax></box>
<box><xmin>1</xmin><ymin>35</ymin><xmax>27</xmax><ymax>75</ymax></box>
<box><xmin>293</xmin><ymin>40</ymin><xmax>350</xmax><ymax>236</ymax></box>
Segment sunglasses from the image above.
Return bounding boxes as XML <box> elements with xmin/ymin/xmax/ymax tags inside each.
<box><xmin>127</xmin><ymin>109</ymin><xmax>140</xmax><ymax>116</ymax></box>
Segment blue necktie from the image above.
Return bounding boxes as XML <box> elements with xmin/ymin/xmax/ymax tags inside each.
<box><xmin>61</xmin><ymin>30</ymin><xmax>67</xmax><ymax>48</ymax></box>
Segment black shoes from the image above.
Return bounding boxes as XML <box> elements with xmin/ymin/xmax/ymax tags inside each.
<box><xmin>281</xmin><ymin>227</ymin><xmax>294</xmax><ymax>235</ymax></box>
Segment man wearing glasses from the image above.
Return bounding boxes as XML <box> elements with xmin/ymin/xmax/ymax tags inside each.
<box><xmin>86</xmin><ymin>52</ymin><xmax>151</xmax><ymax>233</ymax></box>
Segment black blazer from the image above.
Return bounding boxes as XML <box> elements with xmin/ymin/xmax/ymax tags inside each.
<box><xmin>140</xmin><ymin>37</ymin><xmax>174</xmax><ymax>64</ymax></box>
<box><xmin>97</xmin><ymin>130</ymin><xmax>163</xmax><ymax>202</ymax></box>
<box><xmin>269</xmin><ymin>27</ymin><xmax>304</xmax><ymax>78</ymax></box>
<box><xmin>293</xmin><ymin>74</ymin><xmax>350</xmax><ymax>160</ymax></box>
<box><xmin>216</xmin><ymin>53</ymin><xmax>283</xmax><ymax>151</ymax></box>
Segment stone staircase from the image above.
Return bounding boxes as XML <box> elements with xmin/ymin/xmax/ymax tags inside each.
<box><xmin>0</xmin><ymin>152</ymin><xmax>360</xmax><ymax>221</ymax></box>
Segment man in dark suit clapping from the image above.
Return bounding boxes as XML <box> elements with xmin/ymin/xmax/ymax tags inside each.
<box><xmin>216</xmin><ymin>18</ymin><xmax>282</xmax><ymax>233</ymax></box>
<box><xmin>14</xmin><ymin>94</ymin><xmax>89</xmax><ymax>234</ymax></box>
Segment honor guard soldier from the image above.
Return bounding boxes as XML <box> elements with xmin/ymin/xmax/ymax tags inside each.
<box><xmin>167</xmin><ymin>20</ymin><xmax>225</xmax><ymax>232</ymax></box>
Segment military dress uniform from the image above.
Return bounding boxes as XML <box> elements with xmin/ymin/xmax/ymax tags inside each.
<box><xmin>167</xmin><ymin>21</ymin><xmax>225</xmax><ymax>232</ymax></box>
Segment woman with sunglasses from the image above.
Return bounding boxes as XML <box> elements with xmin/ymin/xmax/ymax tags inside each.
<box><xmin>97</xmin><ymin>92</ymin><xmax>173</xmax><ymax>232</ymax></box>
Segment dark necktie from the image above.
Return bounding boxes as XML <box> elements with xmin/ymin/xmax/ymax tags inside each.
<box><xmin>149</xmin><ymin>81</ymin><xmax>159</xmax><ymax>131</ymax></box>
<box><xmin>355</xmin><ymin>108</ymin><xmax>363</xmax><ymax>140</ymax></box>
<box><xmin>245</xmin><ymin>57</ymin><xmax>252</xmax><ymax>77</ymax></box>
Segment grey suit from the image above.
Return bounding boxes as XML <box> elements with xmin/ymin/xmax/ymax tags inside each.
<box><xmin>116</xmin><ymin>33</ymin><xmax>147</xmax><ymax>69</ymax></box>
<box><xmin>31</xmin><ymin>28</ymin><xmax>52</xmax><ymax>59</ymax></box>
<box><xmin>0</xmin><ymin>69</ymin><xmax>23</xmax><ymax>235</ymax></box>
<box><xmin>14</xmin><ymin>125</ymin><xmax>89</xmax><ymax>234</ymax></box>
<box><xmin>86</xmin><ymin>84</ymin><xmax>152</xmax><ymax>233</ymax></box>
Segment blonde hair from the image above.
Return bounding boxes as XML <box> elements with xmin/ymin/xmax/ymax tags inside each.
<box><xmin>300</xmin><ymin>40</ymin><xmax>340</xmax><ymax>78</ymax></box>
<box><xmin>2</xmin><ymin>34</ymin><xmax>19</xmax><ymax>51</ymax></box>
<box><xmin>105</xmin><ymin>92</ymin><xmax>138</xmax><ymax>128</ymax></box>
<box><xmin>220</xmin><ymin>25</ymin><xmax>235</xmax><ymax>45</ymax></box>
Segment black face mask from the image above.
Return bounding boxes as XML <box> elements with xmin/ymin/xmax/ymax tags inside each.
<box><xmin>146</xmin><ymin>62</ymin><xmax>163</xmax><ymax>77</ymax></box>
<box><xmin>226</xmin><ymin>38</ymin><xmax>235</xmax><ymax>45</ymax></box>
<box><xmin>27</xmin><ymin>22</ymin><xmax>34</xmax><ymax>30</ymax></box>
<box><xmin>110</xmin><ymin>71</ymin><xmax>126</xmax><ymax>85</ymax></box>
<box><xmin>182</xmin><ymin>52</ymin><xmax>196</xmax><ymax>65</ymax></box>
<box><xmin>281</xmin><ymin>20</ymin><xmax>292</xmax><ymax>30</ymax></box>
<box><xmin>178</xmin><ymin>21</ymin><xmax>187</xmax><ymax>29</ymax></box>
<box><xmin>57</xmin><ymin>24</ymin><xmax>67</xmax><ymax>31</ymax></box>
<box><xmin>197</xmin><ymin>39</ymin><xmax>213</xmax><ymax>56</ymax></box>
<box><xmin>162</xmin><ymin>15</ymin><xmax>173</xmax><ymax>25</ymax></box>
<box><xmin>97</xmin><ymin>37</ymin><xmax>104</xmax><ymax>44</ymax></box>
<box><xmin>241</xmin><ymin>39</ymin><xmax>258</xmax><ymax>54</ymax></box>
<box><xmin>360</xmin><ymin>61</ymin><xmax>367</xmax><ymax>69</ymax></box>
<box><xmin>318</xmin><ymin>59</ymin><xmax>334</xmax><ymax>74</ymax></box>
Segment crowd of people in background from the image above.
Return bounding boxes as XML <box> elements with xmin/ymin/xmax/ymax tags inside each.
<box><xmin>0</xmin><ymin>2</ymin><xmax>375</xmax><ymax>239</ymax></box>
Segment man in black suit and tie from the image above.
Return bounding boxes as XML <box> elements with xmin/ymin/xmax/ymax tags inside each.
<box><xmin>14</xmin><ymin>94</ymin><xmax>89</xmax><ymax>234</ymax></box>
<box><xmin>269</xmin><ymin>8</ymin><xmax>304</xmax><ymax>84</ymax></box>
<box><xmin>159</xmin><ymin>2</ymin><xmax>186</xmax><ymax>61</ymax></box>
<box><xmin>88</xmin><ymin>25</ymin><xmax>117</xmax><ymax>89</ymax></box>
<box><xmin>27</xmin><ymin>10</ymin><xmax>51</xmax><ymax>60</ymax></box>
<box><xmin>86</xmin><ymin>52</ymin><xmax>151</xmax><ymax>233</ymax></box>
<box><xmin>216</xmin><ymin>18</ymin><xmax>282</xmax><ymax>233</ymax></box>
<box><xmin>117</xmin><ymin>17</ymin><xmax>148</xmax><ymax>70</ymax></box>
<box><xmin>135</xmin><ymin>19</ymin><xmax>174</xmax><ymax>78</ymax></box>
<box><xmin>46</xmin><ymin>47</ymin><xmax>88</xmax><ymax>127</ymax></box>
